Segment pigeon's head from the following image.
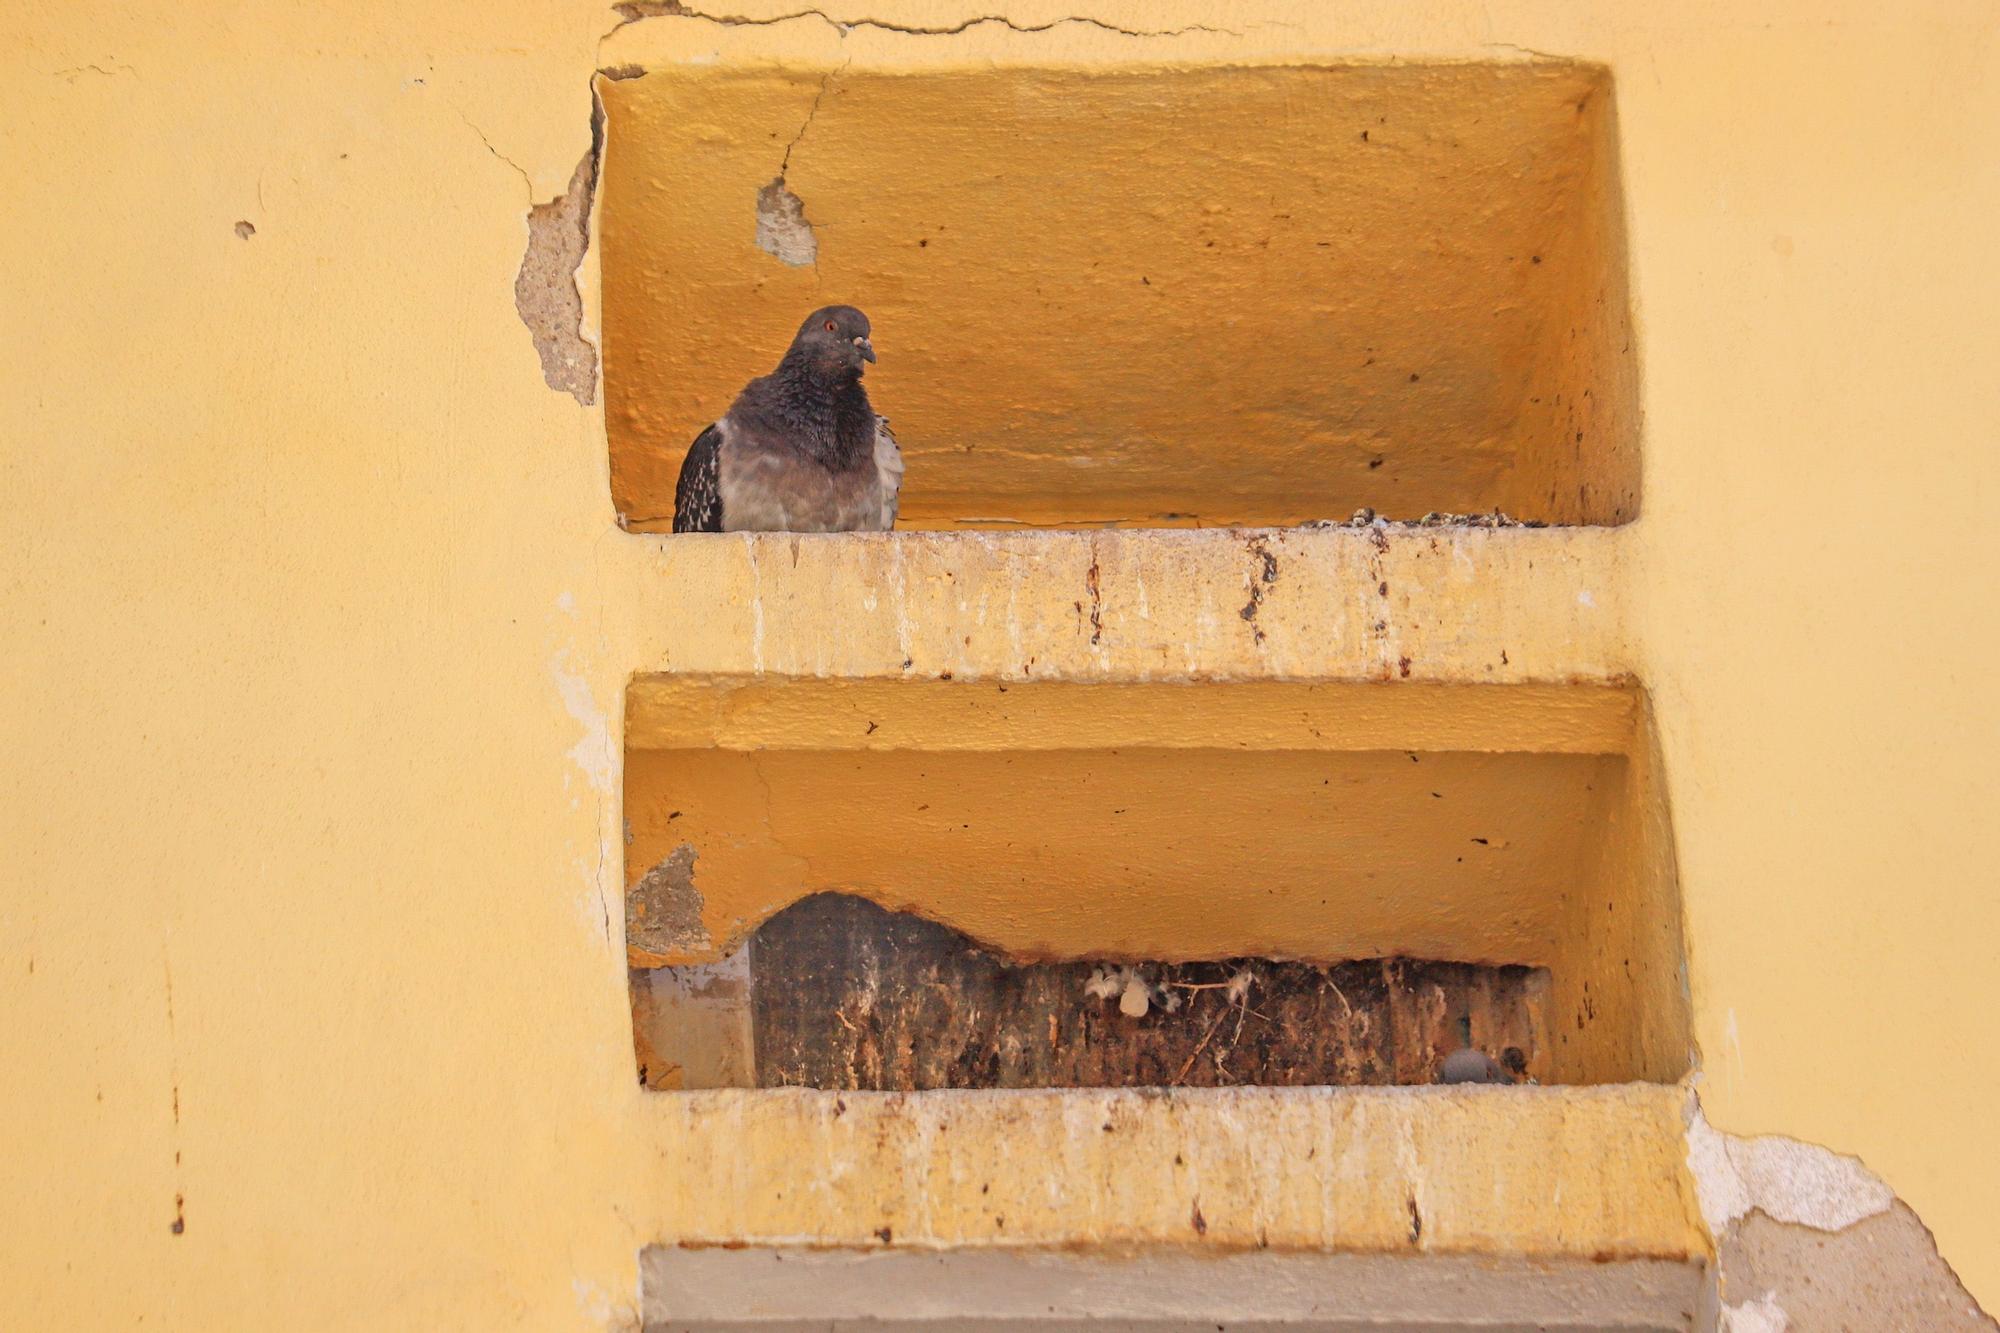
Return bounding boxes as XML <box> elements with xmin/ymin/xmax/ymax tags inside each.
<box><xmin>789</xmin><ymin>305</ymin><xmax>875</xmax><ymax>378</ymax></box>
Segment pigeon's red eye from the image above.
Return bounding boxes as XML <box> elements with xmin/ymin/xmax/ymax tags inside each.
<box><xmin>825</xmin><ymin>320</ymin><xmax>836</xmax><ymax>332</ymax></box>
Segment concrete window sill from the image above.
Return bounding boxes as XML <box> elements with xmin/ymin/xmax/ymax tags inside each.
<box><xmin>636</xmin><ymin>1083</ymin><xmax>1710</xmax><ymax>1330</ymax></box>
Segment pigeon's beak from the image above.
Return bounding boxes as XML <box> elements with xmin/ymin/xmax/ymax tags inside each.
<box><xmin>857</xmin><ymin>337</ymin><xmax>876</xmax><ymax>363</ymax></box>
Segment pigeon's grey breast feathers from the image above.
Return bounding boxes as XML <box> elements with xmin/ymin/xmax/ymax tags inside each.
<box><xmin>718</xmin><ymin>411</ymin><xmax>890</xmax><ymax>532</ymax></box>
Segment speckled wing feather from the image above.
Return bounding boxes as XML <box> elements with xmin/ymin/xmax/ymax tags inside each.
<box><xmin>874</xmin><ymin>415</ymin><xmax>904</xmax><ymax>530</ymax></box>
<box><xmin>672</xmin><ymin>424</ymin><xmax>724</xmax><ymax>533</ymax></box>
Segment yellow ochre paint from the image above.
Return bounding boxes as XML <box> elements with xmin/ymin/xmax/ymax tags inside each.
<box><xmin>4</xmin><ymin>0</ymin><xmax>1998</xmax><ymax>1325</ymax></box>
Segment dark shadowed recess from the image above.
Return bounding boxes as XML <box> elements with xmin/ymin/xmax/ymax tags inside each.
<box><xmin>749</xmin><ymin>894</ymin><xmax>1547</xmax><ymax>1090</ymax></box>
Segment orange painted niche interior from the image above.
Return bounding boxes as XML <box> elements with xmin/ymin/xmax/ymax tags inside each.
<box><xmin>598</xmin><ymin>60</ymin><xmax>1639</xmax><ymax>531</ymax></box>
<box><xmin>623</xmin><ymin>678</ymin><xmax>1690</xmax><ymax>1089</ymax></box>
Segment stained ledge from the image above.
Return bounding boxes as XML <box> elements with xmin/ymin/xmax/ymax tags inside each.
<box><xmin>628</xmin><ymin>525</ymin><xmax>1630</xmax><ymax>685</ymax></box>
<box><xmin>638</xmin><ymin>1083</ymin><xmax>1707</xmax><ymax>1262</ymax></box>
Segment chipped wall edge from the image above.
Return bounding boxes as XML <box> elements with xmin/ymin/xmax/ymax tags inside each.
<box><xmin>1684</xmin><ymin>1095</ymin><xmax>1995</xmax><ymax>1330</ymax></box>
<box><xmin>516</xmin><ymin>90</ymin><xmax>605</xmax><ymax>405</ymax></box>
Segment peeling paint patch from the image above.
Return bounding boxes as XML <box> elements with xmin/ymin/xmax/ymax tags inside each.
<box><xmin>551</xmin><ymin>653</ymin><xmax>613</xmax><ymax>795</ymax></box>
<box><xmin>1720</xmin><ymin>1292</ymin><xmax>1788</xmax><ymax>1333</ymax></box>
<box><xmin>1685</xmin><ymin>1104</ymin><xmax>1894</xmax><ymax>1235</ymax></box>
<box><xmin>551</xmin><ymin>648</ymin><xmax>617</xmax><ymax>945</ymax></box>
<box><xmin>628</xmin><ymin>844</ymin><xmax>710</xmax><ymax>956</ymax></box>
<box><xmin>515</xmin><ymin>146</ymin><xmax>600</xmax><ymax>405</ymax></box>
<box><xmin>755</xmin><ymin>177</ymin><xmax>817</xmax><ymax>266</ymax></box>
<box><xmin>1721</xmin><ymin>1204</ymin><xmax>1996</xmax><ymax>1330</ymax></box>
<box><xmin>572</xmin><ymin>1275</ymin><xmax>643</xmax><ymax>1333</ymax></box>
<box><xmin>611</xmin><ymin>0</ymin><xmax>685</xmax><ymax>21</ymax></box>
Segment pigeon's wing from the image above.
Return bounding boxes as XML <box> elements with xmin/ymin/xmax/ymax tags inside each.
<box><xmin>873</xmin><ymin>415</ymin><xmax>904</xmax><ymax>531</ymax></box>
<box><xmin>672</xmin><ymin>423</ymin><xmax>725</xmax><ymax>533</ymax></box>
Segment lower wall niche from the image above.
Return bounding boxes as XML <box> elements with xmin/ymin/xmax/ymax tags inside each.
<box><xmin>635</xmin><ymin>894</ymin><xmax>1550</xmax><ymax>1091</ymax></box>
<box><xmin>625</xmin><ymin>677</ymin><xmax>1693</xmax><ymax>1088</ymax></box>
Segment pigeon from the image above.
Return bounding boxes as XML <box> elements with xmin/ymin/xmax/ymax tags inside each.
<box><xmin>1436</xmin><ymin>1015</ymin><xmax>1524</xmax><ymax>1085</ymax></box>
<box><xmin>1437</xmin><ymin>1047</ymin><xmax>1516</xmax><ymax>1085</ymax></box>
<box><xmin>672</xmin><ymin>305</ymin><xmax>904</xmax><ymax>533</ymax></box>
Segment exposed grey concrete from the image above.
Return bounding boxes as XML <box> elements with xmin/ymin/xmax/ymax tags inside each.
<box><xmin>1718</xmin><ymin>1202</ymin><xmax>1995</xmax><ymax>1331</ymax></box>
<box><xmin>514</xmin><ymin>145</ymin><xmax>599</xmax><ymax>405</ymax></box>
<box><xmin>1686</xmin><ymin>1100</ymin><xmax>1996</xmax><ymax>1329</ymax></box>
<box><xmin>640</xmin><ymin>1246</ymin><xmax>1709</xmax><ymax>1332</ymax></box>
<box><xmin>631</xmin><ymin>946</ymin><xmax>753</xmax><ymax>1090</ymax></box>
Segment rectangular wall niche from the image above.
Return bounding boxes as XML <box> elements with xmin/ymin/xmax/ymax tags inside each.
<box><xmin>599</xmin><ymin>60</ymin><xmax>1639</xmax><ymax>531</ymax></box>
<box><xmin>624</xmin><ymin>678</ymin><xmax>1690</xmax><ymax>1090</ymax></box>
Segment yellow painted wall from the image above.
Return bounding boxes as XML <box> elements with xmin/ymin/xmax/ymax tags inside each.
<box><xmin>3</xmin><ymin>1</ymin><xmax>1996</xmax><ymax>1327</ymax></box>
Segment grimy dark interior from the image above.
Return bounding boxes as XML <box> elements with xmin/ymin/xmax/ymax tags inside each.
<box><xmin>681</xmin><ymin>894</ymin><xmax>1550</xmax><ymax>1091</ymax></box>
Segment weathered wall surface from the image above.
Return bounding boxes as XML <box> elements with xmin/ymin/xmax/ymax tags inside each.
<box><xmin>3</xmin><ymin>0</ymin><xmax>1996</xmax><ymax>1327</ymax></box>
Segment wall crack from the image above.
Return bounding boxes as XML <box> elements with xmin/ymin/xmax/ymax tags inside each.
<box><xmin>609</xmin><ymin>3</ymin><xmax>1244</xmax><ymax>40</ymax></box>
<box><xmin>53</xmin><ymin>61</ymin><xmax>139</xmax><ymax>81</ymax></box>
<box><xmin>780</xmin><ymin>62</ymin><xmax>842</xmax><ymax>177</ymax></box>
<box><xmin>452</xmin><ymin>104</ymin><xmax>533</xmax><ymax>194</ymax></box>
<box><xmin>752</xmin><ymin>61</ymin><xmax>845</xmax><ymax>270</ymax></box>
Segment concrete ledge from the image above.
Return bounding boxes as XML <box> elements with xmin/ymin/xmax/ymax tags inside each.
<box><xmin>641</xmin><ymin>1246</ymin><xmax>1709</xmax><ymax>1331</ymax></box>
<box><xmin>638</xmin><ymin>1084</ymin><xmax>1707</xmax><ymax>1263</ymax></box>
<box><xmin>628</xmin><ymin>526</ymin><xmax>1630</xmax><ymax>685</ymax></box>
<box><xmin>627</xmin><ymin>677</ymin><xmax>1640</xmax><ymax>755</ymax></box>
